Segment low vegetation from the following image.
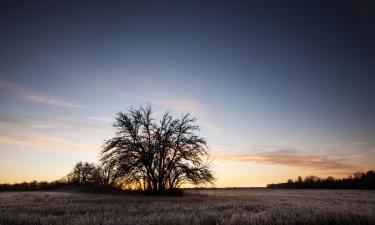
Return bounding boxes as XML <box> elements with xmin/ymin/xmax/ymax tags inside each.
<box><xmin>1</xmin><ymin>189</ymin><xmax>374</xmax><ymax>225</ymax></box>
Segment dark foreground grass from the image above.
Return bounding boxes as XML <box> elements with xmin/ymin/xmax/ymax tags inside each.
<box><xmin>0</xmin><ymin>189</ymin><xmax>374</xmax><ymax>225</ymax></box>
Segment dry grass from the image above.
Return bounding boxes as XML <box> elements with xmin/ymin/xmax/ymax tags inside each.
<box><xmin>0</xmin><ymin>189</ymin><xmax>374</xmax><ymax>225</ymax></box>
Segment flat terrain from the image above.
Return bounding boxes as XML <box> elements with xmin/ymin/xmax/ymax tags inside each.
<box><xmin>1</xmin><ymin>189</ymin><xmax>374</xmax><ymax>225</ymax></box>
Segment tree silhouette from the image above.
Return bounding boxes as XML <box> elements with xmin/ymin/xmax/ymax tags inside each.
<box><xmin>66</xmin><ymin>161</ymin><xmax>104</xmax><ymax>186</ymax></box>
<box><xmin>267</xmin><ymin>171</ymin><xmax>375</xmax><ymax>189</ymax></box>
<box><xmin>100</xmin><ymin>105</ymin><xmax>214</xmax><ymax>192</ymax></box>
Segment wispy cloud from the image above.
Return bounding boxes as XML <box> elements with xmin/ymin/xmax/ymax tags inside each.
<box><xmin>0</xmin><ymin>115</ymin><xmax>111</xmax><ymax>155</ymax></box>
<box><xmin>0</xmin><ymin>134</ymin><xmax>97</xmax><ymax>155</ymax></box>
<box><xmin>352</xmin><ymin>142</ymin><xmax>368</xmax><ymax>145</ymax></box>
<box><xmin>0</xmin><ymin>80</ymin><xmax>85</xmax><ymax>109</ymax></box>
<box><xmin>215</xmin><ymin>148</ymin><xmax>358</xmax><ymax>171</ymax></box>
<box><xmin>87</xmin><ymin>116</ymin><xmax>113</xmax><ymax>123</ymax></box>
<box><xmin>0</xmin><ymin>115</ymin><xmax>112</xmax><ymax>135</ymax></box>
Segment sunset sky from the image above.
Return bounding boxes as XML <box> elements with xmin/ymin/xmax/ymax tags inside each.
<box><xmin>0</xmin><ymin>1</ymin><xmax>374</xmax><ymax>187</ymax></box>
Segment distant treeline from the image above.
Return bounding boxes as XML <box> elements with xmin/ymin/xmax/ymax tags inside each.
<box><xmin>267</xmin><ymin>171</ymin><xmax>375</xmax><ymax>189</ymax></box>
<box><xmin>0</xmin><ymin>180</ymin><xmax>123</xmax><ymax>193</ymax></box>
<box><xmin>0</xmin><ymin>161</ymin><xmax>119</xmax><ymax>192</ymax></box>
<box><xmin>0</xmin><ymin>161</ymin><xmax>183</xmax><ymax>195</ymax></box>
<box><xmin>0</xmin><ymin>180</ymin><xmax>70</xmax><ymax>192</ymax></box>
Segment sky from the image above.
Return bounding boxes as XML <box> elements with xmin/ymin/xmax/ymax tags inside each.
<box><xmin>0</xmin><ymin>0</ymin><xmax>374</xmax><ymax>187</ymax></box>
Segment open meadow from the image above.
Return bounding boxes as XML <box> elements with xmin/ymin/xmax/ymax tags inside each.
<box><xmin>1</xmin><ymin>189</ymin><xmax>374</xmax><ymax>225</ymax></box>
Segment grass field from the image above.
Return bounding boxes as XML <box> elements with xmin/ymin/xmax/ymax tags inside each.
<box><xmin>1</xmin><ymin>189</ymin><xmax>374</xmax><ymax>225</ymax></box>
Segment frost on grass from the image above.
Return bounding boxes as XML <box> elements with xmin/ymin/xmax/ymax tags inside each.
<box><xmin>0</xmin><ymin>189</ymin><xmax>374</xmax><ymax>225</ymax></box>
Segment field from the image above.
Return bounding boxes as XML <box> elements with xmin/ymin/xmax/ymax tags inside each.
<box><xmin>1</xmin><ymin>189</ymin><xmax>374</xmax><ymax>225</ymax></box>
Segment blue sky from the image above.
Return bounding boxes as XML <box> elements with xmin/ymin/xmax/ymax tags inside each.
<box><xmin>0</xmin><ymin>0</ymin><xmax>374</xmax><ymax>186</ymax></box>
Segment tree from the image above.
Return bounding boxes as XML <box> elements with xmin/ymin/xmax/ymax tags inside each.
<box><xmin>304</xmin><ymin>175</ymin><xmax>320</xmax><ymax>183</ymax></box>
<box><xmin>66</xmin><ymin>161</ymin><xmax>104</xmax><ymax>185</ymax></box>
<box><xmin>100</xmin><ymin>105</ymin><xmax>215</xmax><ymax>192</ymax></box>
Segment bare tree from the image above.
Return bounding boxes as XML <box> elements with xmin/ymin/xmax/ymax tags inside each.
<box><xmin>66</xmin><ymin>161</ymin><xmax>104</xmax><ymax>185</ymax></box>
<box><xmin>100</xmin><ymin>105</ymin><xmax>215</xmax><ymax>192</ymax></box>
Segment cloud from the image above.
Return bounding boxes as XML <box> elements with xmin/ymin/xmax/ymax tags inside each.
<box><xmin>352</xmin><ymin>142</ymin><xmax>368</xmax><ymax>145</ymax></box>
<box><xmin>215</xmin><ymin>149</ymin><xmax>357</xmax><ymax>171</ymax></box>
<box><xmin>0</xmin><ymin>134</ymin><xmax>97</xmax><ymax>155</ymax></box>
<box><xmin>0</xmin><ymin>80</ymin><xmax>85</xmax><ymax>109</ymax></box>
<box><xmin>0</xmin><ymin>117</ymin><xmax>51</xmax><ymax>130</ymax></box>
<box><xmin>87</xmin><ymin>116</ymin><xmax>113</xmax><ymax>123</ymax></box>
<box><xmin>0</xmin><ymin>115</ymin><xmax>111</xmax><ymax>155</ymax></box>
<box><xmin>0</xmin><ymin>115</ymin><xmax>112</xmax><ymax>133</ymax></box>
